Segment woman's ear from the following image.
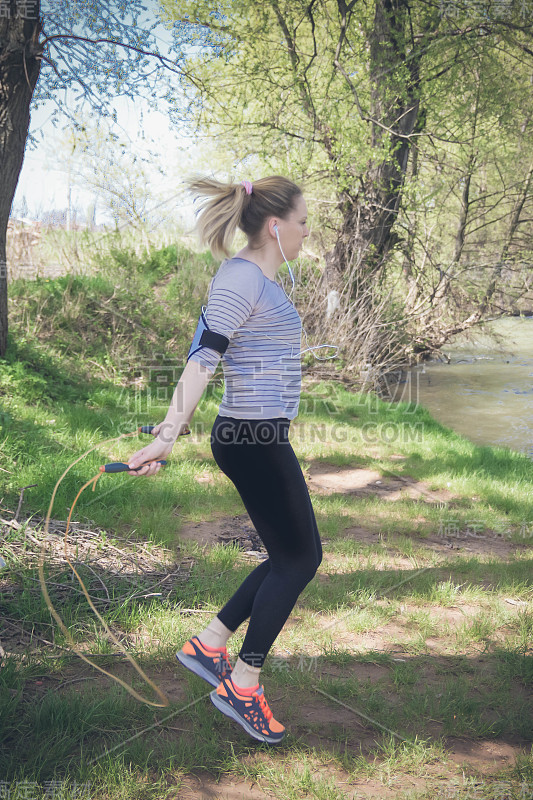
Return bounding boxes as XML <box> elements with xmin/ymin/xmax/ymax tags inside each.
<box><xmin>268</xmin><ymin>218</ymin><xmax>279</xmax><ymax>238</ymax></box>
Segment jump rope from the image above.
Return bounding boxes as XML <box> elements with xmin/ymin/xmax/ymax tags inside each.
<box><xmin>38</xmin><ymin>425</ymin><xmax>190</xmax><ymax>708</ymax></box>
<box><xmin>38</xmin><ymin>230</ymin><xmax>338</xmax><ymax>708</ymax></box>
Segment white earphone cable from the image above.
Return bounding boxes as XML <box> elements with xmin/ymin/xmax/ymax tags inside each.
<box><xmin>273</xmin><ymin>225</ymin><xmax>338</xmax><ymax>361</ymax></box>
<box><xmin>202</xmin><ymin>228</ymin><xmax>339</xmax><ymax>363</ymax></box>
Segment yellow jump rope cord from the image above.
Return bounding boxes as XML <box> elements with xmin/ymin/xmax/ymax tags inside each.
<box><xmin>38</xmin><ymin>430</ymin><xmax>170</xmax><ymax>708</ymax></box>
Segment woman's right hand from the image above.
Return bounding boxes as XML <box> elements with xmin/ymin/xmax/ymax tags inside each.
<box><xmin>127</xmin><ymin>421</ymin><xmax>181</xmax><ymax>476</ymax></box>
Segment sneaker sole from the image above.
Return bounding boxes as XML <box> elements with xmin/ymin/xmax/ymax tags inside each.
<box><xmin>209</xmin><ymin>688</ymin><xmax>285</xmax><ymax>744</ymax></box>
<box><xmin>176</xmin><ymin>649</ymin><xmax>222</xmax><ymax>688</ymax></box>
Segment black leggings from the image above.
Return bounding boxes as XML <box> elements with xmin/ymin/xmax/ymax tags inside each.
<box><xmin>210</xmin><ymin>415</ymin><xmax>322</xmax><ymax>668</ymax></box>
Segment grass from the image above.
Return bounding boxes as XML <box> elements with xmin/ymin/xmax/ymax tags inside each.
<box><xmin>0</xmin><ymin>238</ymin><xmax>531</xmax><ymax>799</ymax></box>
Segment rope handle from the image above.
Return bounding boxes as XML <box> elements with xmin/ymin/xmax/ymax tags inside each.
<box><xmin>99</xmin><ymin>425</ymin><xmax>190</xmax><ymax>473</ymax></box>
<box><xmin>100</xmin><ymin>461</ymin><xmax>167</xmax><ymax>473</ymax></box>
<box><xmin>38</xmin><ymin>424</ymin><xmax>190</xmax><ymax>708</ymax></box>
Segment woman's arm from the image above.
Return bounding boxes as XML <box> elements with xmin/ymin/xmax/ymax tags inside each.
<box><xmin>127</xmin><ymin>359</ymin><xmax>214</xmax><ymax>476</ymax></box>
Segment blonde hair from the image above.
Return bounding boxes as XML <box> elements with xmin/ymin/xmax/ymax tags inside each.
<box><xmin>188</xmin><ymin>175</ymin><xmax>303</xmax><ymax>258</ymax></box>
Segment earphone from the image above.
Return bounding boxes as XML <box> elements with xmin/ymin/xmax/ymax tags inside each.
<box><xmin>204</xmin><ymin>223</ymin><xmax>338</xmax><ymax>363</ymax></box>
<box><xmin>273</xmin><ymin>223</ymin><xmax>296</xmax><ymax>300</ymax></box>
<box><xmin>235</xmin><ymin>220</ymin><xmax>339</xmax><ymax>362</ymax></box>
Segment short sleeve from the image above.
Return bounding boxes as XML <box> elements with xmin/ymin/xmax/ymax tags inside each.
<box><xmin>187</xmin><ymin>259</ymin><xmax>265</xmax><ymax>373</ymax></box>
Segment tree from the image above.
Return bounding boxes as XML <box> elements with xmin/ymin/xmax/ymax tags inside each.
<box><xmin>0</xmin><ymin>1</ymin><xmax>41</xmax><ymax>357</ymax></box>
<box><xmin>0</xmin><ymin>0</ymin><xmax>189</xmax><ymax>357</ymax></box>
<box><xmin>161</xmin><ymin>0</ymin><xmax>533</xmax><ymax>367</ymax></box>
<box><xmin>397</xmin><ymin>38</ymin><xmax>533</xmax><ymax>352</ymax></box>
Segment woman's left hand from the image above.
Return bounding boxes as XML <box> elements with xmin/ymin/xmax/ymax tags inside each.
<box><xmin>127</xmin><ymin>423</ymin><xmax>176</xmax><ymax>476</ymax></box>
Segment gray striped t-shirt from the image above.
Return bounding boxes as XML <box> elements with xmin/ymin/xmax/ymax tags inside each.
<box><xmin>188</xmin><ymin>257</ymin><xmax>302</xmax><ymax>420</ymax></box>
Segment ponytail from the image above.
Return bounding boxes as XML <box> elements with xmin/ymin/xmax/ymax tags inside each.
<box><xmin>188</xmin><ymin>175</ymin><xmax>302</xmax><ymax>259</ymax></box>
<box><xmin>188</xmin><ymin>177</ymin><xmax>245</xmax><ymax>259</ymax></box>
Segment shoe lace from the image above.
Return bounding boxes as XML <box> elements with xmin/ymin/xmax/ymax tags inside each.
<box><xmin>253</xmin><ymin>690</ymin><xmax>272</xmax><ymax>722</ymax></box>
<box><xmin>216</xmin><ymin>648</ymin><xmax>231</xmax><ymax>676</ymax></box>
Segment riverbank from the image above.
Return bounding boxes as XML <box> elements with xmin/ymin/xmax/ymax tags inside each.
<box><xmin>392</xmin><ymin>316</ymin><xmax>533</xmax><ymax>458</ymax></box>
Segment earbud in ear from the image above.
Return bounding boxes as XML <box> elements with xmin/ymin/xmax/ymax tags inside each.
<box><xmin>273</xmin><ymin>223</ymin><xmax>278</xmax><ymax>232</ymax></box>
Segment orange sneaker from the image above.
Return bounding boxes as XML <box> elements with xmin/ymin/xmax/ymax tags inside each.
<box><xmin>176</xmin><ymin>636</ymin><xmax>232</xmax><ymax>688</ymax></box>
<box><xmin>210</xmin><ymin>675</ymin><xmax>285</xmax><ymax>744</ymax></box>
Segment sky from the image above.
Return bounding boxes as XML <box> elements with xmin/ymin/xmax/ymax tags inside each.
<box><xmin>11</xmin><ymin>2</ymin><xmax>206</xmax><ymax>228</ymax></box>
<box><xmin>14</xmin><ymin>95</ymin><xmax>197</xmax><ymax>227</ymax></box>
<box><xmin>15</xmin><ymin>100</ymin><xmax>180</xmax><ymax>223</ymax></box>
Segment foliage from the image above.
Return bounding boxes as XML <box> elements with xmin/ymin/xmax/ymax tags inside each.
<box><xmin>159</xmin><ymin>0</ymin><xmax>533</xmax><ymax>366</ymax></box>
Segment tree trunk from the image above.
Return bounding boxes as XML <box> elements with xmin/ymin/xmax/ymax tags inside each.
<box><xmin>326</xmin><ymin>0</ymin><xmax>422</xmax><ymax>294</ymax></box>
<box><xmin>0</xmin><ymin>5</ymin><xmax>42</xmax><ymax>357</ymax></box>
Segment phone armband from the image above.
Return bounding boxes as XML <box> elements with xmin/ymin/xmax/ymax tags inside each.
<box><xmin>187</xmin><ymin>307</ymin><xmax>230</xmax><ymax>361</ymax></box>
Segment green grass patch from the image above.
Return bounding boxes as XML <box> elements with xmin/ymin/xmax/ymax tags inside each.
<box><xmin>0</xmin><ymin>241</ymin><xmax>531</xmax><ymax>799</ymax></box>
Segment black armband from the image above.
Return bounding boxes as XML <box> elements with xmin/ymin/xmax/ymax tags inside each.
<box><xmin>187</xmin><ymin>308</ymin><xmax>230</xmax><ymax>361</ymax></box>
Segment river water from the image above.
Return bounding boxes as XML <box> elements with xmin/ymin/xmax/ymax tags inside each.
<box><xmin>391</xmin><ymin>317</ymin><xmax>533</xmax><ymax>458</ymax></box>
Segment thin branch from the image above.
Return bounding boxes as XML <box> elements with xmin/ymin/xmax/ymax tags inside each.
<box><xmin>40</xmin><ymin>33</ymin><xmax>200</xmax><ymax>89</ymax></box>
<box><xmin>302</xmin><ymin>1</ymin><xmax>318</xmax><ymax>82</ymax></box>
<box><xmin>36</xmin><ymin>51</ymin><xmax>63</xmax><ymax>80</ymax></box>
<box><xmin>333</xmin><ymin>58</ymin><xmax>424</xmax><ymax>141</ymax></box>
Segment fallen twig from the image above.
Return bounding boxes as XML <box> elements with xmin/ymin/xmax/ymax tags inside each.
<box><xmin>14</xmin><ymin>484</ymin><xmax>38</xmax><ymax>522</ymax></box>
<box><xmin>1</xmin><ymin>618</ymin><xmax>61</xmax><ymax>650</ymax></box>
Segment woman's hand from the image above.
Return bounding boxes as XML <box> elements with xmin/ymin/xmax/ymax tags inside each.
<box><xmin>126</xmin><ymin>359</ymin><xmax>211</xmax><ymax>477</ymax></box>
<box><xmin>127</xmin><ymin>421</ymin><xmax>180</xmax><ymax>476</ymax></box>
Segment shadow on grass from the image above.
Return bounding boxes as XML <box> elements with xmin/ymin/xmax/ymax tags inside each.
<box><xmin>301</xmin><ymin>558</ymin><xmax>533</xmax><ymax>607</ymax></box>
<box><xmin>302</xmin><ymin>445</ymin><xmax>532</xmax><ymax>522</ymax></box>
<box><xmin>2</xmin><ymin>333</ymin><xmax>531</xmax><ymax>547</ymax></box>
<box><xmin>0</xmin><ymin>642</ymin><xmax>531</xmax><ymax>784</ymax></box>
<box><xmin>2</xmin><ymin>330</ymin><xmax>533</xmax><ymax>789</ymax></box>
<box><xmin>1</xmin><ymin>532</ymin><xmax>532</xmax><ymax>785</ymax></box>
<box><xmin>0</xmin><ymin>336</ymin><xmax>226</xmax><ymax>537</ymax></box>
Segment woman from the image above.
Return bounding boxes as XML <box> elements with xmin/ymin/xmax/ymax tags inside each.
<box><xmin>127</xmin><ymin>176</ymin><xmax>323</xmax><ymax>744</ymax></box>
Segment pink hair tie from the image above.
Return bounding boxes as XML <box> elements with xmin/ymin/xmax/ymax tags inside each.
<box><xmin>241</xmin><ymin>179</ymin><xmax>253</xmax><ymax>195</ymax></box>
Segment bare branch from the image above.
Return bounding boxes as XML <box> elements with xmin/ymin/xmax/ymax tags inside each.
<box><xmin>40</xmin><ymin>32</ymin><xmax>200</xmax><ymax>88</ymax></box>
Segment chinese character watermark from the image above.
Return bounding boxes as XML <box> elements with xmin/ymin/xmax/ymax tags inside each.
<box><xmin>439</xmin><ymin>0</ymin><xmax>530</xmax><ymax>21</ymax></box>
<box><xmin>0</xmin><ymin>781</ymin><xmax>91</xmax><ymax>799</ymax></box>
<box><xmin>0</xmin><ymin>1</ymin><xmax>39</xmax><ymax>20</ymax></box>
<box><xmin>438</xmin><ymin>780</ymin><xmax>533</xmax><ymax>799</ymax></box>
<box><xmin>271</xmin><ymin>654</ymin><xmax>318</xmax><ymax>673</ymax></box>
<box><xmin>437</xmin><ymin>517</ymin><xmax>533</xmax><ymax>541</ymax></box>
<box><xmin>437</xmin><ymin>518</ymin><xmax>488</xmax><ymax>540</ymax></box>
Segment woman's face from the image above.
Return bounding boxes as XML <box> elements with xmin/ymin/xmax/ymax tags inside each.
<box><xmin>276</xmin><ymin>194</ymin><xmax>309</xmax><ymax>260</ymax></box>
